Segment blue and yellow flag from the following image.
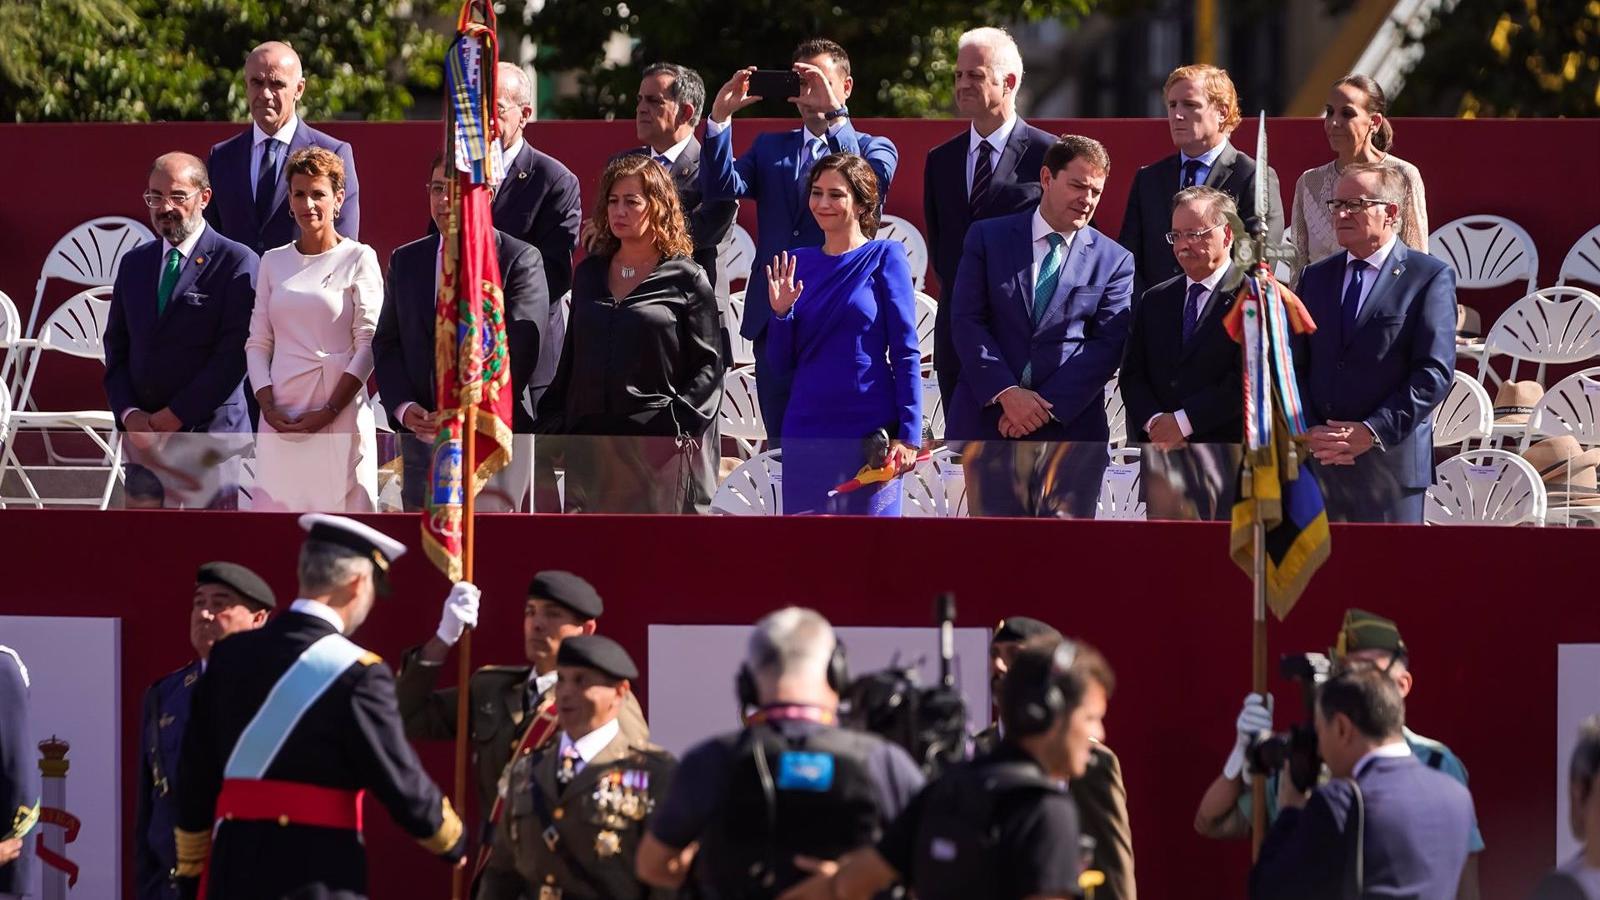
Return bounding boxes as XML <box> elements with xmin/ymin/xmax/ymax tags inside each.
<box><xmin>1225</xmin><ymin>265</ymin><xmax>1330</xmax><ymax>619</ymax></box>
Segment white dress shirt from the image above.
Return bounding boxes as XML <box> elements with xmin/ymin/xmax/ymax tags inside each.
<box><xmin>288</xmin><ymin>597</ymin><xmax>347</xmax><ymax>634</ymax></box>
<box><xmin>966</xmin><ymin>115</ymin><xmax>1017</xmax><ymax>195</ymax></box>
<box><xmin>251</xmin><ymin>115</ymin><xmax>300</xmax><ymax>201</ymax></box>
<box><xmin>1178</xmin><ymin>139</ymin><xmax>1228</xmax><ymax>188</ymax></box>
<box><xmin>1341</xmin><ymin>234</ymin><xmax>1399</xmax><ymax>320</ymax></box>
<box><xmin>121</xmin><ymin>221</ymin><xmax>212</xmax><ymax>423</ymax></box>
<box><xmin>500</xmin><ymin>136</ymin><xmax>525</xmax><ymax>176</ymax></box>
<box><xmin>991</xmin><ymin>211</ymin><xmax>1079</xmax><ymax>406</ymax></box>
<box><xmin>1352</xmin><ymin>738</ymin><xmax>1412</xmax><ymax>777</ymax></box>
<box><xmin>653</xmin><ymin>133</ymin><xmax>693</xmax><ymax>165</ymax></box>
<box><xmin>557</xmin><ymin>717</ymin><xmax>620</xmax><ymax>776</ymax></box>
<box><xmin>531</xmin><ymin>668</ymin><xmax>558</xmax><ymax>699</ymax></box>
<box><xmin>1146</xmin><ymin>262</ymin><xmax>1232</xmax><ymax>437</ymax></box>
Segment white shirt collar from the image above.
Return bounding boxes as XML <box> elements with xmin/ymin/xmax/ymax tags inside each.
<box><xmin>501</xmin><ymin>136</ymin><xmax>526</xmax><ymax>172</ymax></box>
<box><xmin>1350</xmin><ymin>234</ymin><xmax>1400</xmax><ymax>271</ymax></box>
<box><xmin>1353</xmin><ymin>738</ymin><xmax>1412</xmax><ymax>775</ymax></box>
<box><xmin>166</xmin><ymin>220</ymin><xmax>208</xmax><ymax>260</ymax></box>
<box><xmin>288</xmin><ymin>598</ymin><xmax>346</xmax><ymax>634</ymax></box>
<box><xmin>532</xmin><ymin>668</ymin><xmax>559</xmax><ymax>698</ymax></box>
<box><xmin>1182</xmin><ymin>139</ymin><xmax>1228</xmax><ymax>167</ymax></box>
<box><xmin>1187</xmin><ymin>261</ymin><xmax>1231</xmax><ymax>294</ymax></box>
<box><xmin>968</xmin><ymin>116</ymin><xmax>1017</xmax><ymax>158</ymax></box>
<box><xmin>559</xmin><ymin>716</ymin><xmax>620</xmax><ymax>764</ymax></box>
<box><xmin>253</xmin><ymin>114</ymin><xmax>299</xmax><ymax>149</ymax></box>
<box><xmin>654</xmin><ymin>133</ymin><xmax>693</xmax><ymax>164</ymax></box>
<box><xmin>1030</xmin><ymin>208</ymin><xmax>1078</xmax><ymax>251</ymax></box>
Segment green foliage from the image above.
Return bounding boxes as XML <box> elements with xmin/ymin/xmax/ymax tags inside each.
<box><xmin>1392</xmin><ymin>0</ymin><xmax>1600</xmax><ymax>117</ymax></box>
<box><xmin>0</xmin><ymin>0</ymin><xmax>452</xmax><ymax>122</ymax></box>
<box><xmin>521</xmin><ymin>0</ymin><xmax>1095</xmax><ymax>119</ymax></box>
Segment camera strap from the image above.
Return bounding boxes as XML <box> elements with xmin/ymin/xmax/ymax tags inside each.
<box><xmin>1341</xmin><ymin>779</ymin><xmax>1365</xmax><ymax>900</ymax></box>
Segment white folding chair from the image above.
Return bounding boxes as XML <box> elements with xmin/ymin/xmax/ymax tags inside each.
<box><xmin>1557</xmin><ymin>224</ymin><xmax>1600</xmax><ymax>292</ymax></box>
<box><xmin>1096</xmin><ymin>446</ymin><xmax>1146</xmax><ymax>520</ymax></box>
<box><xmin>717</xmin><ymin>365</ymin><xmax>765</xmax><ymax>458</ymax></box>
<box><xmin>1425</xmin><ymin>449</ymin><xmax>1546</xmax><ymax>526</ymax></box>
<box><xmin>879</xmin><ymin>215</ymin><xmax>930</xmax><ymax>290</ymax></box>
<box><xmin>0</xmin><ymin>289</ymin><xmax>28</xmax><ymax>400</ymax></box>
<box><xmin>1524</xmin><ymin>366</ymin><xmax>1600</xmax><ymax>450</ymax></box>
<box><xmin>710</xmin><ymin>448</ymin><xmax>782</xmax><ymax>515</ymax></box>
<box><xmin>1429</xmin><ymin>215</ymin><xmax>1540</xmax><ymax>296</ymax></box>
<box><xmin>1104</xmin><ymin>371</ymin><xmax>1127</xmax><ymax>448</ymax></box>
<box><xmin>715</xmin><ymin>224</ymin><xmax>756</xmax><ymax>299</ymax></box>
<box><xmin>27</xmin><ymin>216</ymin><xmax>153</xmax><ymax>339</ymax></box>
<box><xmin>920</xmin><ymin>367</ymin><xmax>945</xmax><ymax>442</ymax></box>
<box><xmin>723</xmin><ymin>290</ymin><xmax>755</xmax><ymax>367</ymax></box>
<box><xmin>1474</xmin><ymin>287</ymin><xmax>1600</xmax><ymax>390</ymax></box>
<box><xmin>0</xmin><ymin>287</ymin><xmax>121</xmax><ymax>508</ymax></box>
<box><xmin>1431</xmin><ymin>370</ymin><xmax>1493</xmax><ymax>449</ymax></box>
<box><xmin>902</xmin><ymin>447</ymin><xmax>968</xmax><ymax>517</ymax></box>
<box><xmin>912</xmin><ymin>291</ymin><xmax>937</xmax><ymax>361</ymax></box>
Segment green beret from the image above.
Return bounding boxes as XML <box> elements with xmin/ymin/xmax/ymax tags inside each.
<box><xmin>196</xmin><ymin>561</ymin><xmax>276</xmax><ymax>611</ymax></box>
<box><xmin>556</xmin><ymin>635</ymin><xmax>637</xmax><ymax>681</ymax></box>
<box><xmin>528</xmin><ymin>570</ymin><xmax>603</xmax><ymax>619</ymax></box>
<box><xmin>1335</xmin><ymin>608</ymin><xmax>1408</xmax><ymax>660</ymax></box>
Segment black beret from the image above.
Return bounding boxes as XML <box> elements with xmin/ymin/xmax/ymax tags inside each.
<box><xmin>556</xmin><ymin>635</ymin><xmax>637</xmax><ymax>681</ymax></box>
<box><xmin>528</xmin><ymin>570</ymin><xmax>603</xmax><ymax>619</ymax></box>
<box><xmin>993</xmin><ymin>616</ymin><xmax>1062</xmax><ymax>645</ymax></box>
<box><xmin>196</xmin><ymin>561</ymin><xmax>276</xmax><ymax>611</ymax></box>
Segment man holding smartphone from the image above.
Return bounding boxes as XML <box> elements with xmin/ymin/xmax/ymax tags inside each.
<box><xmin>702</xmin><ymin>38</ymin><xmax>900</xmax><ymax>442</ymax></box>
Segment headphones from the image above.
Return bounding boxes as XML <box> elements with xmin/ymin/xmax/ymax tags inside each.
<box><xmin>736</xmin><ymin>638</ymin><xmax>850</xmax><ymax>711</ymax></box>
<box><xmin>1002</xmin><ymin>639</ymin><xmax>1079</xmax><ymax>738</ymax></box>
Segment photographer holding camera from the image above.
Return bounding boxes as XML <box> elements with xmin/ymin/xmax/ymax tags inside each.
<box><xmin>1195</xmin><ymin>609</ymin><xmax>1484</xmax><ymax>899</ymax></box>
<box><xmin>635</xmin><ymin>607</ymin><xmax>924</xmax><ymax>898</ymax></box>
<box><xmin>1250</xmin><ymin>666</ymin><xmax>1475</xmax><ymax>900</ymax></box>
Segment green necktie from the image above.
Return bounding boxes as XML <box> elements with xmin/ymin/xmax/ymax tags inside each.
<box><xmin>157</xmin><ymin>248</ymin><xmax>182</xmax><ymax>316</ymax></box>
<box><xmin>1021</xmin><ymin>233</ymin><xmax>1067</xmax><ymax>388</ymax></box>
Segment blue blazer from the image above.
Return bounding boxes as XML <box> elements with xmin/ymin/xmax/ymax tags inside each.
<box><xmin>700</xmin><ymin>120</ymin><xmax>899</xmax><ymax>340</ymax></box>
<box><xmin>134</xmin><ymin>660</ymin><xmax>199</xmax><ymax>900</ymax></box>
<box><xmin>373</xmin><ymin>231</ymin><xmax>549</xmax><ymax>434</ymax></box>
<box><xmin>1297</xmin><ymin>242</ymin><xmax>1456</xmax><ymax>492</ymax></box>
<box><xmin>493</xmin><ymin>141</ymin><xmax>582</xmax><ymax>303</ymax></box>
<box><xmin>103</xmin><ymin>226</ymin><xmax>257</xmax><ymax>433</ymax></box>
<box><xmin>1252</xmin><ymin>754</ymin><xmax>1476</xmax><ymax>900</ymax></box>
<box><xmin>948</xmin><ymin>211</ymin><xmax>1134</xmax><ymax>441</ymax></box>
<box><xmin>205</xmin><ymin>121</ymin><xmax>359</xmax><ymax>256</ymax></box>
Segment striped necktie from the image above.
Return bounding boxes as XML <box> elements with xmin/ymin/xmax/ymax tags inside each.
<box><xmin>970</xmin><ymin>140</ymin><xmax>994</xmax><ymax>215</ymax></box>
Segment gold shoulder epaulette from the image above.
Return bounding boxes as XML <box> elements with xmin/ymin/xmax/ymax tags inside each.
<box><xmin>358</xmin><ymin>651</ymin><xmax>383</xmax><ymax>666</ymax></box>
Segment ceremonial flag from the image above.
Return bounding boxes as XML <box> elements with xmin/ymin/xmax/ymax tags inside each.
<box><xmin>423</xmin><ymin>5</ymin><xmax>512</xmax><ymax>581</ymax></box>
<box><xmin>1226</xmin><ymin>265</ymin><xmax>1331</xmax><ymax>619</ymax></box>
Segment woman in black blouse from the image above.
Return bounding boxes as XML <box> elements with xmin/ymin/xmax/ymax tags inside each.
<box><xmin>536</xmin><ymin>154</ymin><xmax>723</xmax><ymax>512</ymax></box>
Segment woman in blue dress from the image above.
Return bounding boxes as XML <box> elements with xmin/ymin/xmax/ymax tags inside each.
<box><xmin>764</xmin><ymin>153</ymin><xmax>922</xmax><ymax>515</ymax></box>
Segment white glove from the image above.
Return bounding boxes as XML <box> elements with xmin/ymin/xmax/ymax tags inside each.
<box><xmin>1223</xmin><ymin>692</ymin><xmax>1274</xmax><ymax>781</ymax></box>
<box><xmin>436</xmin><ymin>581</ymin><xmax>480</xmax><ymax>645</ymax></box>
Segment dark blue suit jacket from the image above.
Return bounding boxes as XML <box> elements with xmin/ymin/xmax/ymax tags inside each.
<box><xmin>1119</xmin><ymin>267</ymin><xmax>1243</xmax><ymax>443</ymax></box>
<box><xmin>373</xmin><ymin>231</ymin><xmax>549</xmax><ymax>433</ymax></box>
<box><xmin>948</xmin><ymin>211</ymin><xmax>1134</xmax><ymax>441</ymax></box>
<box><xmin>492</xmin><ymin>141</ymin><xmax>582</xmax><ymax>303</ymax></box>
<box><xmin>923</xmin><ymin>119</ymin><xmax>1057</xmax><ymax>401</ymax></box>
<box><xmin>1297</xmin><ymin>242</ymin><xmax>1456</xmax><ymax>501</ymax></box>
<box><xmin>103</xmin><ymin>226</ymin><xmax>257</xmax><ymax>433</ymax></box>
<box><xmin>135</xmin><ymin>660</ymin><xmax>199</xmax><ymax>900</ymax></box>
<box><xmin>1252</xmin><ymin>753</ymin><xmax>1475</xmax><ymax>900</ymax></box>
<box><xmin>205</xmin><ymin>121</ymin><xmax>359</xmax><ymax>256</ymax></box>
<box><xmin>700</xmin><ymin>120</ymin><xmax>898</xmax><ymax>340</ymax></box>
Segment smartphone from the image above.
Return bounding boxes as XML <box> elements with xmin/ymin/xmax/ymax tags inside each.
<box><xmin>747</xmin><ymin>69</ymin><xmax>803</xmax><ymax>101</ymax></box>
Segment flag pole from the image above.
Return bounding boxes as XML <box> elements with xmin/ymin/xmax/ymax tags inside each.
<box><xmin>1248</xmin><ymin>110</ymin><xmax>1271</xmax><ymax>862</ymax></box>
<box><xmin>451</xmin><ymin>417</ymin><xmax>476</xmax><ymax>900</ymax></box>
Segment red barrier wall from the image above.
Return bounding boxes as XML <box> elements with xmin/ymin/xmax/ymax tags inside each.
<box><xmin>0</xmin><ymin>510</ymin><xmax>1595</xmax><ymax>899</ymax></box>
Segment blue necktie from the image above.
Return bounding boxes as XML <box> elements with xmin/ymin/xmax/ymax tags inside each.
<box><xmin>1181</xmin><ymin>158</ymin><xmax>1203</xmax><ymax>188</ymax></box>
<box><xmin>797</xmin><ymin>137</ymin><xmax>827</xmax><ymax>197</ymax></box>
<box><xmin>1021</xmin><ymin>233</ymin><xmax>1067</xmax><ymax>387</ymax></box>
<box><xmin>254</xmin><ymin>139</ymin><xmax>281</xmax><ymax>224</ymax></box>
<box><xmin>1341</xmin><ymin>259</ymin><xmax>1369</xmax><ymax>341</ymax></box>
<box><xmin>653</xmin><ymin>154</ymin><xmax>671</xmax><ymax>168</ymax></box>
<box><xmin>1182</xmin><ymin>281</ymin><xmax>1206</xmax><ymax>345</ymax></box>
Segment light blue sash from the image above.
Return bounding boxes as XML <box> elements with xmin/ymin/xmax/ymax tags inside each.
<box><xmin>224</xmin><ymin>633</ymin><xmax>365</xmax><ymax>779</ymax></box>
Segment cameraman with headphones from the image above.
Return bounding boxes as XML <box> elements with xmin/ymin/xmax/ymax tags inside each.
<box><xmin>784</xmin><ymin>636</ymin><xmax>1114</xmax><ymax>900</ymax></box>
<box><xmin>636</xmin><ymin>607</ymin><xmax>925</xmax><ymax>898</ymax></box>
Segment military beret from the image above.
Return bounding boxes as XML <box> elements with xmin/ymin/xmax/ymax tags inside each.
<box><xmin>196</xmin><ymin>561</ymin><xmax>276</xmax><ymax>611</ymax></box>
<box><xmin>1334</xmin><ymin>608</ymin><xmax>1408</xmax><ymax>660</ymax></box>
<box><xmin>993</xmin><ymin>616</ymin><xmax>1062</xmax><ymax>646</ymax></box>
<box><xmin>528</xmin><ymin>570</ymin><xmax>603</xmax><ymax>619</ymax></box>
<box><xmin>556</xmin><ymin>635</ymin><xmax>637</xmax><ymax>681</ymax></box>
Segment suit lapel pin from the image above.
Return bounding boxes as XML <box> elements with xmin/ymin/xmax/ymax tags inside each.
<box><xmin>1391</xmin><ymin>267</ymin><xmax>1401</xmax><ymax>276</ymax></box>
<box><xmin>193</xmin><ymin>255</ymin><xmax>206</xmax><ymax>267</ymax></box>
<box><xmin>518</xmin><ymin>171</ymin><xmax>528</xmax><ymax>180</ymax></box>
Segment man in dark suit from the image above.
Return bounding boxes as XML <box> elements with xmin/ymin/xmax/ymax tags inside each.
<box><xmin>1251</xmin><ymin>667</ymin><xmax>1475</xmax><ymax>900</ymax></box>
<box><xmin>204</xmin><ymin>41</ymin><xmax>359</xmax><ymax>256</ymax></box>
<box><xmin>1297</xmin><ymin>163</ymin><xmax>1455</xmax><ymax>523</ymax></box>
<box><xmin>924</xmin><ymin>27</ymin><xmax>1056</xmax><ymax>406</ymax></box>
<box><xmin>702</xmin><ymin>38</ymin><xmax>899</xmax><ymax>440</ymax></box>
<box><xmin>135</xmin><ymin>562</ymin><xmax>273</xmax><ymax>900</ymax></box>
<box><xmin>949</xmin><ymin>135</ymin><xmax>1134</xmax><ymax>518</ymax></box>
<box><xmin>105</xmin><ymin>153</ymin><xmax>258</xmax><ymax>506</ymax></box>
<box><xmin>374</xmin><ymin>155</ymin><xmax>548</xmax><ymax>513</ymax></box>
<box><xmin>175</xmin><ymin>514</ymin><xmax>467</xmax><ymax>899</ymax></box>
<box><xmin>1120</xmin><ymin>185</ymin><xmax>1243</xmax><ymax>520</ymax></box>
<box><xmin>1118</xmin><ymin>64</ymin><xmax>1282</xmax><ymax>298</ymax></box>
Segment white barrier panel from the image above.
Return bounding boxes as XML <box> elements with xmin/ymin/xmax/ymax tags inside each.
<box><xmin>0</xmin><ymin>616</ymin><xmax>120</xmax><ymax>900</ymax></box>
<box><xmin>646</xmin><ymin>625</ymin><xmax>991</xmax><ymax>759</ymax></box>
<box><xmin>1557</xmin><ymin>643</ymin><xmax>1600</xmax><ymax>864</ymax></box>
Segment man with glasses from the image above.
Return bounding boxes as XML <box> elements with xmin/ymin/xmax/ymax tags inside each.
<box><xmin>1295</xmin><ymin>163</ymin><xmax>1455</xmax><ymax>523</ymax></box>
<box><xmin>374</xmin><ymin>154</ymin><xmax>549</xmax><ymax>511</ymax></box>
<box><xmin>104</xmin><ymin>152</ymin><xmax>259</xmax><ymax>505</ymax></box>
<box><xmin>204</xmin><ymin>41</ymin><xmax>360</xmax><ymax>256</ymax></box>
<box><xmin>1119</xmin><ymin>185</ymin><xmax>1243</xmax><ymax>520</ymax></box>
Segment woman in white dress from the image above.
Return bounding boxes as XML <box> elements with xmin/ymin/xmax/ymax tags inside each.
<box><xmin>245</xmin><ymin>147</ymin><xmax>381</xmax><ymax>511</ymax></box>
<box><xmin>1289</xmin><ymin>74</ymin><xmax>1429</xmax><ymax>277</ymax></box>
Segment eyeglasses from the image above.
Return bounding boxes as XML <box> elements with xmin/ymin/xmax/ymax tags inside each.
<box><xmin>142</xmin><ymin>190</ymin><xmax>200</xmax><ymax>208</ymax></box>
<box><xmin>1325</xmin><ymin>197</ymin><xmax>1391</xmax><ymax>215</ymax></box>
<box><xmin>1163</xmin><ymin>223</ymin><xmax>1224</xmax><ymax>244</ymax></box>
